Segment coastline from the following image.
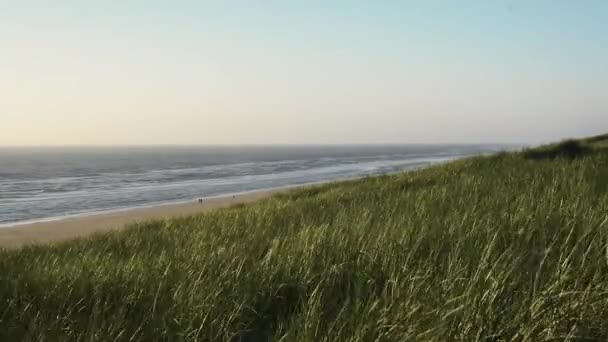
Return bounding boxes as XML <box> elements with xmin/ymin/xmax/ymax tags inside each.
<box><xmin>0</xmin><ymin>157</ymin><xmax>464</xmax><ymax>249</ymax></box>
<box><xmin>0</xmin><ymin>182</ymin><xmax>321</xmax><ymax>229</ymax></box>
<box><xmin>0</xmin><ymin>187</ymin><xmax>290</xmax><ymax>249</ymax></box>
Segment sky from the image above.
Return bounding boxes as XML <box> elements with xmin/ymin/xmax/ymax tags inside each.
<box><xmin>1</xmin><ymin>1</ymin><xmax>607</xmax><ymax>145</ymax></box>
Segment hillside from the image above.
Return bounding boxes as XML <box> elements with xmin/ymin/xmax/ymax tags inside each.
<box><xmin>1</xmin><ymin>136</ymin><xmax>607</xmax><ymax>341</ymax></box>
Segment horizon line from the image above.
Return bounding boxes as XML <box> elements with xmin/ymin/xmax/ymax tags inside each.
<box><xmin>0</xmin><ymin>142</ymin><xmax>522</xmax><ymax>148</ymax></box>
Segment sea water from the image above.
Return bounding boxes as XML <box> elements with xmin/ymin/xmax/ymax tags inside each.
<box><xmin>0</xmin><ymin>145</ymin><xmax>504</xmax><ymax>225</ymax></box>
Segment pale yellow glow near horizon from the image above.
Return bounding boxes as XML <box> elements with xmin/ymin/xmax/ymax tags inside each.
<box><xmin>3</xmin><ymin>42</ymin><xmax>604</xmax><ymax>146</ymax></box>
<box><xmin>2</xmin><ymin>3</ymin><xmax>607</xmax><ymax>146</ymax></box>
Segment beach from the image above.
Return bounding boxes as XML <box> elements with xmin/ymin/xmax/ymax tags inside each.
<box><xmin>0</xmin><ymin>146</ymin><xmax>495</xmax><ymax>249</ymax></box>
<box><xmin>2</xmin><ymin>136</ymin><xmax>606</xmax><ymax>339</ymax></box>
<box><xmin>0</xmin><ymin>188</ymin><xmax>284</xmax><ymax>249</ymax></box>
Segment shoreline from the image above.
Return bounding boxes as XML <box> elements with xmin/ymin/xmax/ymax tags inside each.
<box><xmin>0</xmin><ymin>187</ymin><xmax>293</xmax><ymax>249</ymax></box>
<box><xmin>0</xmin><ymin>182</ymin><xmax>319</xmax><ymax>229</ymax></box>
<box><xmin>1</xmin><ymin>156</ymin><xmax>463</xmax><ymax>228</ymax></box>
<box><xmin>0</xmin><ymin>157</ymin><xmax>464</xmax><ymax>249</ymax></box>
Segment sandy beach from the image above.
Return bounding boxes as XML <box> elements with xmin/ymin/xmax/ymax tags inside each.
<box><xmin>0</xmin><ymin>188</ymin><xmax>286</xmax><ymax>249</ymax></box>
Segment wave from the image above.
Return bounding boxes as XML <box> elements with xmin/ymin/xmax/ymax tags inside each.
<box><xmin>0</xmin><ymin>146</ymin><xmax>501</xmax><ymax>225</ymax></box>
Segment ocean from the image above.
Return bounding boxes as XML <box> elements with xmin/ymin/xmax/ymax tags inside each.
<box><xmin>0</xmin><ymin>145</ymin><xmax>504</xmax><ymax>226</ymax></box>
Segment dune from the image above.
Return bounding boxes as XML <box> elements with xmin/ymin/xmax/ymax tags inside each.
<box><xmin>0</xmin><ymin>188</ymin><xmax>285</xmax><ymax>248</ymax></box>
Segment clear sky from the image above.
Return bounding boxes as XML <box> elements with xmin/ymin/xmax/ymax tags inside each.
<box><xmin>1</xmin><ymin>1</ymin><xmax>607</xmax><ymax>145</ymax></box>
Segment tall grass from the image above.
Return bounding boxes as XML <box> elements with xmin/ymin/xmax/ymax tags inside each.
<box><xmin>1</xmin><ymin>139</ymin><xmax>608</xmax><ymax>340</ymax></box>
<box><xmin>523</xmin><ymin>139</ymin><xmax>591</xmax><ymax>160</ymax></box>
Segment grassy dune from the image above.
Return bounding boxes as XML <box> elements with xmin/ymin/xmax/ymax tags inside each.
<box><xmin>1</xmin><ymin>137</ymin><xmax>608</xmax><ymax>341</ymax></box>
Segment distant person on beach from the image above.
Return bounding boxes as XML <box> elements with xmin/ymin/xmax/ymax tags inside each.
<box><xmin>198</xmin><ymin>198</ymin><xmax>203</xmax><ymax>204</ymax></box>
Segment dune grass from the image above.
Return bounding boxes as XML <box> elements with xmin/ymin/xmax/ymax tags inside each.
<box><xmin>1</xmin><ymin>136</ymin><xmax>608</xmax><ymax>341</ymax></box>
<box><xmin>522</xmin><ymin>139</ymin><xmax>591</xmax><ymax>160</ymax></box>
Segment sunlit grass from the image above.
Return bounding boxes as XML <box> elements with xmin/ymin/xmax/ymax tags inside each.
<box><xmin>1</xmin><ymin>136</ymin><xmax>608</xmax><ymax>340</ymax></box>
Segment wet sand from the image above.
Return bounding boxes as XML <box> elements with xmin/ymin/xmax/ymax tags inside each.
<box><xmin>0</xmin><ymin>188</ymin><xmax>287</xmax><ymax>249</ymax></box>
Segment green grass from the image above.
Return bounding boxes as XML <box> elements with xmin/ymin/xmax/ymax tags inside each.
<box><xmin>523</xmin><ymin>139</ymin><xmax>591</xmax><ymax>160</ymax></box>
<box><xmin>585</xmin><ymin>134</ymin><xmax>608</xmax><ymax>149</ymax></box>
<box><xmin>2</xmin><ymin>136</ymin><xmax>608</xmax><ymax>341</ymax></box>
